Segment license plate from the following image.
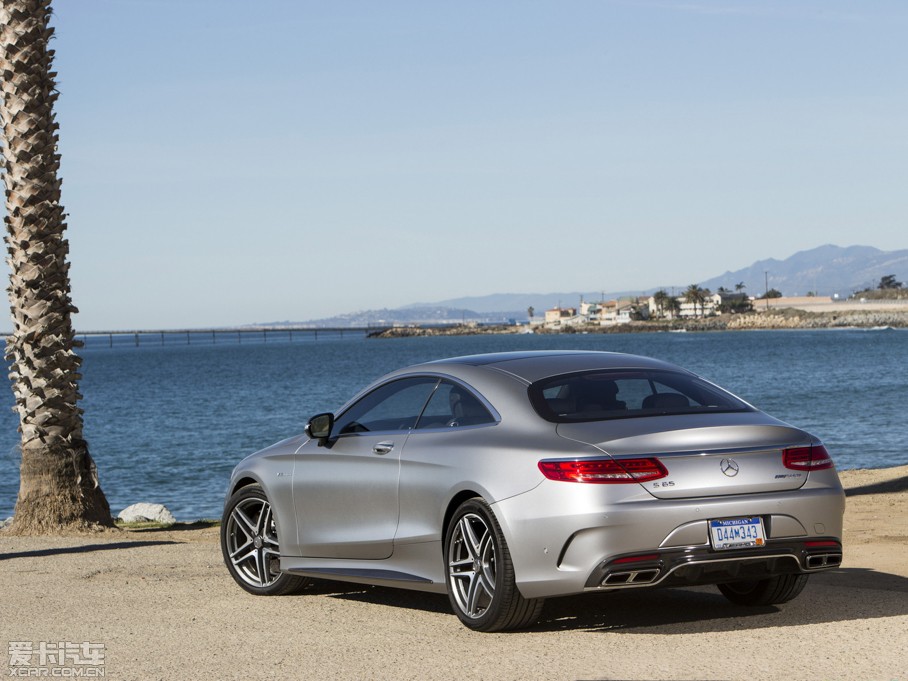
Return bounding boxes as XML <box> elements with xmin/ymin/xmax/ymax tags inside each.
<box><xmin>709</xmin><ymin>516</ymin><xmax>765</xmax><ymax>550</ymax></box>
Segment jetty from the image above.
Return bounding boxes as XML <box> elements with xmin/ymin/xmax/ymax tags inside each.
<box><xmin>0</xmin><ymin>326</ymin><xmax>389</xmax><ymax>348</ymax></box>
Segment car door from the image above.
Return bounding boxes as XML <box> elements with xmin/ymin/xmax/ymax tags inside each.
<box><xmin>395</xmin><ymin>380</ymin><xmax>499</xmax><ymax>545</ymax></box>
<box><xmin>292</xmin><ymin>376</ymin><xmax>439</xmax><ymax>559</ymax></box>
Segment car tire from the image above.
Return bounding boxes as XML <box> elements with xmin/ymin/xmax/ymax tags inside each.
<box><xmin>717</xmin><ymin>573</ymin><xmax>809</xmax><ymax>606</ymax></box>
<box><xmin>444</xmin><ymin>498</ymin><xmax>544</xmax><ymax>632</ymax></box>
<box><xmin>221</xmin><ymin>484</ymin><xmax>309</xmax><ymax>596</ymax></box>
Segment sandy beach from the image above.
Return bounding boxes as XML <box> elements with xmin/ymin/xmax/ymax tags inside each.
<box><xmin>2</xmin><ymin>466</ymin><xmax>906</xmax><ymax>680</ymax></box>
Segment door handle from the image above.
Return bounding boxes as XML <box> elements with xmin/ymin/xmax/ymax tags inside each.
<box><xmin>373</xmin><ymin>442</ymin><xmax>394</xmax><ymax>455</ymax></box>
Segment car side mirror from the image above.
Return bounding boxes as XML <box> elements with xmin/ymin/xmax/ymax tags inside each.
<box><xmin>305</xmin><ymin>412</ymin><xmax>334</xmax><ymax>446</ymax></box>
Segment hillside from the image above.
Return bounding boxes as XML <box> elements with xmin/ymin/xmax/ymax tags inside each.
<box><xmin>701</xmin><ymin>245</ymin><xmax>908</xmax><ymax>298</ymax></box>
<box><xmin>287</xmin><ymin>244</ymin><xmax>907</xmax><ymax>326</ymax></box>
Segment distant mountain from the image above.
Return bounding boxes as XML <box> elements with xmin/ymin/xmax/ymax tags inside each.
<box><xmin>700</xmin><ymin>245</ymin><xmax>908</xmax><ymax>297</ymax></box>
<box><xmin>285</xmin><ymin>306</ymin><xmax>520</xmax><ymax>328</ymax></box>
<box><xmin>289</xmin><ymin>245</ymin><xmax>907</xmax><ymax>326</ymax></box>
<box><xmin>407</xmin><ymin>290</ymin><xmax>646</xmax><ymax>315</ymax></box>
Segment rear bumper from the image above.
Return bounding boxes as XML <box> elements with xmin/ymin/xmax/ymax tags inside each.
<box><xmin>586</xmin><ymin>538</ymin><xmax>842</xmax><ymax>590</ymax></box>
<box><xmin>493</xmin><ymin>478</ymin><xmax>845</xmax><ymax>599</ymax></box>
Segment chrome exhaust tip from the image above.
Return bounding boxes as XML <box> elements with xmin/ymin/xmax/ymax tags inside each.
<box><xmin>806</xmin><ymin>552</ymin><xmax>842</xmax><ymax>569</ymax></box>
<box><xmin>601</xmin><ymin>568</ymin><xmax>661</xmax><ymax>586</ymax></box>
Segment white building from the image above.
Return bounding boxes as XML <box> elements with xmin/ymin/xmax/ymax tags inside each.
<box><xmin>544</xmin><ymin>307</ymin><xmax>579</xmax><ymax>326</ymax></box>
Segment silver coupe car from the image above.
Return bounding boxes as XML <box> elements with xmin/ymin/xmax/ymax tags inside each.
<box><xmin>221</xmin><ymin>351</ymin><xmax>845</xmax><ymax>631</ymax></box>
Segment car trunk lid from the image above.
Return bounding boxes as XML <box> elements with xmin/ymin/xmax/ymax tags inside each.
<box><xmin>556</xmin><ymin>412</ymin><xmax>812</xmax><ymax>499</ymax></box>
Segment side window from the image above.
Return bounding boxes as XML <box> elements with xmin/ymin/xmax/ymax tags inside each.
<box><xmin>415</xmin><ymin>380</ymin><xmax>495</xmax><ymax>429</ymax></box>
<box><xmin>334</xmin><ymin>377</ymin><xmax>439</xmax><ymax>435</ymax></box>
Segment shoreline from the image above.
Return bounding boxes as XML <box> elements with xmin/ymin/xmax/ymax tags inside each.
<box><xmin>370</xmin><ymin>307</ymin><xmax>908</xmax><ymax>338</ymax></box>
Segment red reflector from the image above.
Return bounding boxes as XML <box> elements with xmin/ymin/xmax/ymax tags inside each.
<box><xmin>538</xmin><ymin>457</ymin><xmax>668</xmax><ymax>484</ymax></box>
<box><xmin>805</xmin><ymin>541</ymin><xmax>840</xmax><ymax>548</ymax></box>
<box><xmin>611</xmin><ymin>553</ymin><xmax>660</xmax><ymax>565</ymax></box>
<box><xmin>783</xmin><ymin>444</ymin><xmax>834</xmax><ymax>471</ymax></box>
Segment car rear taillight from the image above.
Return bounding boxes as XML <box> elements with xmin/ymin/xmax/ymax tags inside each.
<box><xmin>783</xmin><ymin>444</ymin><xmax>834</xmax><ymax>471</ymax></box>
<box><xmin>538</xmin><ymin>457</ymin><xmax>668</xmax><ymax>483</ymax></box>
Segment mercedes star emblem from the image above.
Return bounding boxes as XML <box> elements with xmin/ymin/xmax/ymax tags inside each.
<box><xmin>720</xmin><ymin>458</ymin><xmax>740</xmax><ymax>477</ymax></box>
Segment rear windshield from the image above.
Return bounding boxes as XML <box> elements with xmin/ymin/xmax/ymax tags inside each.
<box><xmin>528</xmin><ymin>369</ymin><xmax>753</xmax><ymax>423</ymax></box>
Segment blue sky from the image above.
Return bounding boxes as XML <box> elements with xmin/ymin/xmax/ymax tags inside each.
<box><xmin>3</xmin><ymin>0</ymin><xmax>907</xmax><ymax>329</ymax></box>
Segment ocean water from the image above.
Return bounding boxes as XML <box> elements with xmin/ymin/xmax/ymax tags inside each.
<box><xmin>1</xmin><ymin>328</ymin><xmax>906</xmax><ymax>521</ymax></box>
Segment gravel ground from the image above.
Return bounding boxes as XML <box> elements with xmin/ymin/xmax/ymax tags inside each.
<box><xmin>1</xmin><ymin>466</ymin><xmax>907</xmax><ymax>681</ymax></box>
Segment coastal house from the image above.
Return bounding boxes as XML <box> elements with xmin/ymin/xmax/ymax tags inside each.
<box><xmin>648</xmin><ymin>295</ymin><xmax>676</xmax><ymax>319</ymax></box>
<box><xmin>579</xmin><ymin>300</ymin><xmax>604</xmax><ymax>321</ymax></box>
<box><xmin>615</xmin><ymin>301</ymin><xmax>646</xmax><ymax>324</ymax></box>
<box><xmin>577</xmin><ymin>299</ymin><xmax>649</xmax><ymax>325</ymax></box>
<box><xmin>714</xmin><ymin>290</ymin><xmax>751</xmax><ymax>313</ymax></box>
<box><xmin>649</xmin><ymin>290</ymin><xmax>751</xmax><ymax>318</ymax></box>
<box><xmin>590</xmin><ymin>300</ymin><xmax>617</xmax><ymax>324</ymax></box>
<box><xmin>544</xmin><ymin>307</ymin><xmax>579</xmax><ymax>327</ymax></box>
<box><xmin>676</xmin><ymin>297</ymin><xmax>712</xmax><ymax>318</ymax></box>
<box><xmin>599</xmin><ymin>300</ymin><xmax>637</xmax><ymax>325</ymax></box>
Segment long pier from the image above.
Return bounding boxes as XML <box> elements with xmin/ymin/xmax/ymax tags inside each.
<box><xmin>56</xmin><ymin>326</ymin><xmax>390</xmax><ymax>348</ymax></box>
<box><xmin>1</xmin><ymin>322</ymin><xmax>505</xmax><ymax>348</ymax></box>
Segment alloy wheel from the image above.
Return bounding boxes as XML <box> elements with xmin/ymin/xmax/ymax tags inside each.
<box><xmin>225</xmin><ymin>496</ymin><xmax>281</xmax><ymax>588</ymax></box>
<box><xmin>448</xmin><ymin>512</ymin><xmax>497</xmax><ymax>618</ymax></box>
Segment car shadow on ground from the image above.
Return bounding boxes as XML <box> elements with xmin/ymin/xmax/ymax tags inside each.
<box><xmin>295</xmin><ymin>567</ymin><xmax>908</xmax><ymax>633</ymax></box>
<box><xmin>303</xmin><ymin>579</ymin><xmax>453</xmax><ymax>615</ymax></box>
<box><xmin>121</xmin><ymin>520</ymin><xmax>221</xmax><ymax>532</ymax></box>
<box><xmin>534</xmin><ymin>568</ymin><xmax>908</xmax><ymax>633</ymax></box>
<box><xmin>0</xmin><ymin>540</ymin><xmax>181</xmax><ymax>561</ymax></box>
<box><xmin>536</xmin><ymin>566</ymin><xmax>908</xmax><ymax>633</ymax></box>
<box><xmin>845</xmin><ymin>474</ymin><xmax>908</xmax><ymax>496</ymax></box>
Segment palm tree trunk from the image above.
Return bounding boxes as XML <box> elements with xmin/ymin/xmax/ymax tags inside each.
<box><xmin>1</xmin><ymin>0</ymin><xmax>112</xmax><ymax>533</ymax></box>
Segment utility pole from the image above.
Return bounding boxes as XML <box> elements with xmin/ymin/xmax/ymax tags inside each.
<box><xmin>764</xmin><ymin>271</ymin><xmax>769</xmax><ymax>310</ymax></box>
